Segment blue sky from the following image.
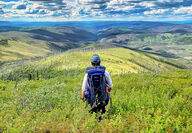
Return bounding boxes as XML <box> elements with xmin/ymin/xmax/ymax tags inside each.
<box><xmin>0</xmin><ymin>0</ymin><xmax>192</xmax><ymax>21</ymax></box>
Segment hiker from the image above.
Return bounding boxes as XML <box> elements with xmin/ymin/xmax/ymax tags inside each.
<box><xmin>81</xmin><ymin>55</ymin><xmax>113</xmax><ymax>114</ymax></box>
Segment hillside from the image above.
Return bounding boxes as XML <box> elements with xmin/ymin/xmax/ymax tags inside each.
<box><xmin>98</xmin><ymin>27</ymin><xmax>192</xmax><ymax>65</ymax></box>
<box><xmin>1</xmin><ymin>47</ymin><xmax>186</xmax><ymax>81</ymax></box>
<box><xmin>0</xmin><ymin>39</ymin><xmax>50</xmax><ymax>61</ymax></box>
<box><xmin>98</xmin><ymin>24</ymin><xmax>192</xmax><ymax>42</ymax></box>
<box><xmin>0</xmin><ymin>26</ymin><xmax>96</xmax><ymax>62</ymax></box>
<box><xmin>0</xmin><ymin>47</ymin><xmax>191</xmax><ymax>132</ymax></box>
<box><xmin>99</xmin><ymin>33</ymin><xmax>192</xmax><ymax>49</ymax></box>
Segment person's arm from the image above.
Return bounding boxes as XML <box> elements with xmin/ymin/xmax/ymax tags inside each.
<box><xmin>105</xmin><ymin>71</ymin><xmax>113</xmax><ymax>92</ymax></box>
<box><xmin>81</xmin><ymin>91</ymin><xmax>85</xmax><ymax>100</ymax></box>
<box><xmin>81</xmin><ymin>73</ymin><xmax>88</xmax><ymax>100</ymax></box>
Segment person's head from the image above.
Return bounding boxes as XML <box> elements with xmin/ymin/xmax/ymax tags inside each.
<box><xmin>91</xmin><ymin>55</ymin><xmax>100</xmax><ymax>66</ymax></box>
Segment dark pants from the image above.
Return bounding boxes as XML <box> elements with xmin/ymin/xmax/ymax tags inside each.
<box><xmin>85</xmin><ymin>87</ymin><xmax>109</xmax><ymax>114</ymax></box>
<box><xmin>89</xmin><ymin>100</ymin><xmax>109</xmax><ymax>114</ymax></box>
<box><xmin>89</xmin><ymin>95</ymin><xmax>109</xmax><ymax>114</ymax></box>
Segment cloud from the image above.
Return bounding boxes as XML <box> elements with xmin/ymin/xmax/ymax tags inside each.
<box><xmin>138</xmin><ymin>1</ymin><xmax>155</xmax><ymax>8</ymax></box>
<box><xmin>106</xmin><ymin>0</ymin><xmax>153</xmax><ymax>16</ymax></box>
<box><xmin>174</xmin><ymin>6</ymin><xmax>192</xmax><ymax>14</ymax></box>
<box><xmin>0</xmin><ymin>0</ymin><xmax>192</xmax><ymax>21</ymax></box>
<box><xmin>77</xmin><ymin>0</ymin><xmax>109</xmax><ymax>11</ymax></box>
<box><xmin>23</xmin><ymin>0</ymin><xmax>71</xmax><ymax>18</ymax></box>
<box><xmin>144</xmin><ymin>8</ymin><xmax>169</xmax><ymax>15</ymax></box>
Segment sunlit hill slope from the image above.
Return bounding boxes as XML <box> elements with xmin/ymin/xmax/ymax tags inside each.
<box><xmin>1</xmin><ymin>47</ymin><xmax>186</xmax><ymax>81</ymax></box>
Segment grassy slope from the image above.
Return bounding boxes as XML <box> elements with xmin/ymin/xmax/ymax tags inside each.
<box><xmin>0</xmin><ymin>48</ymin><xmax>191</xmax><ymax>132</ymax></box>
<box><xmin>1</xmin><ymin>47</ymin><xmax>185</xmax><ymax>81</ymax></box>
<box><xmin>0</xmin><ymin>30</ymin><xmax>51</xmax><ymax>62</ymax></box>
<box><xmin>0</xmin><ymin>40</ymin><xmax>50</xmax><ymax>61</ymax></box>
<box><xmin>35</xmin><ymin>47</ymin><xmax>185</xmax><ymax>73</ymax></box>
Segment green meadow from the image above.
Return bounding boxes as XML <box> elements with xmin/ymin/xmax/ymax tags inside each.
<box><xmin>0</xmin><ymin>48</ymin><xmax>192</xmax><ymax>132</ymax></box>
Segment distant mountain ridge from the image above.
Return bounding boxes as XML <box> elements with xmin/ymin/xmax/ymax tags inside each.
<box><xmin>1</xmin><ymin>21</ymin><xmax>192</xmax><ymax>35</ymax></box>
<box><xmin>0</xmin><ymin>21</ymin><xmax>180</xmax><ymax>32</ymax></box>
<box><xmin>98</xmin><ymin>24</ymin><xmax>192</xmax><ymax>45</ymax></box>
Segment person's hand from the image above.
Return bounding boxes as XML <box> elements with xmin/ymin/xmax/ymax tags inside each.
<box><xmin>81</xmin><ymin>97</ymin><xmax>85</xmax><ymax>102</ymax></box>
<box><xmin>108</xmin><ymin>88</ymin><xmax>112</xmax><ymax>92</ymax></box>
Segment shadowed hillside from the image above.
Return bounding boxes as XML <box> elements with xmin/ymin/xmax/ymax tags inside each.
<box><xmin>0</xmin><ymin>26</ymin><xmax>97</xmax><ymax>62</ymax></box>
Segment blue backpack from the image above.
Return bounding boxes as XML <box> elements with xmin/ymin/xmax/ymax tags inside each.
<box><xmin>85</xmin><ymin>66</ymin><xmax>108</xmax><ymax>107</ymax></box>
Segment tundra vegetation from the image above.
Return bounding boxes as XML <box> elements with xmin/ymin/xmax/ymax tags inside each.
<box><xmin>0</xmin><ymin>48</ymin><xmax>192</xmax><ymax>132</ymax></box>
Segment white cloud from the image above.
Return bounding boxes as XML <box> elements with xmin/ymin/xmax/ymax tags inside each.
<box><xmin>0</xmin><ymin>1</ymin><xmax>18</xmax><ymax>5</ymax></box>
<box><xmin>107</xmin><ymin>0</ymin><xmax>126</xmax><ymax>6</ymax></box>
<box><xmin>107</xmin><ymin>5</ymin><xmax>134</xmax><ymax>12</ymax></box>
<box><xmin>174</xmin><ymin>6</ymin><xmax>192</xmax><ymax>14</ymax></box>
<box><xmin>138</xmin><ymin>1</ymin><xmax>155</xmax><ymax>8</ymax></box>
<box><xmin>106</xmin><ymin>0</ymin><xmax>135</xmax><ymax>12</ymax></box>
<box><xmin>144</xmin><ymin>9</ymin><xmax>169</xmax><ymax>15</ymax></box>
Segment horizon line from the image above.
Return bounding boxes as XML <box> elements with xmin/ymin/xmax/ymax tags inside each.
<box><xmin>0</xmin><ymin>20</ymin><xmax>192</xmax><ymax>23</ymax></box>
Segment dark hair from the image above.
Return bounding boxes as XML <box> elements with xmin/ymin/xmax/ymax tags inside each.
<box><xmin>92</xmin><ymin>62</ymin><xmax>100</xmax><ymax>66</ymax></box>
<box><xmin>91</xmin><ymin>54</ymin><xmax>100</xmax><ymax>66</ymax></box>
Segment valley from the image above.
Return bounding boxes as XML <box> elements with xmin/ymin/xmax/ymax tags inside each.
<box><xmin>0</xmin><ymin>21</ymin><xmax>192</xmax><ymax>67</ymax></box>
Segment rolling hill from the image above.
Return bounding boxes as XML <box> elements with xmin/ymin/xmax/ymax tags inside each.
<box><xmin>98</xmin><ymin>27</ymin><xmax>192</xmax><ymax>65</ymax></box>
<box><xmin>0</xmin><ymin>47</ymin><xmax>191</xmax><ymax>132</ymax></box>
<box><xmin>1</xmin><ymin>47</ymin><xmax>186</xmax><ymax>81</ymax></box>
<box><xmin>98</xmin><ymin>25</ymin><xmax>192</xmax><ymax>40</ymax></box>
<box><xmin>0</xmin><ymin>26</ymin><xmax>96</xmax><ymax>62</ymax></box>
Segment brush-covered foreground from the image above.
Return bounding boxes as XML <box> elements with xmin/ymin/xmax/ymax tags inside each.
<box><xmin>0</xmin><ymin>48</ymin><xmax>191</xmax><ymax>132</ymax></box>
<box><xmin>0</xmin><ymin>70</ymin><xmax>192</xmax><ymax>132</ymax></box>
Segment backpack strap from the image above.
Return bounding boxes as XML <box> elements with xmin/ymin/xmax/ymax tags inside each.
<box><xmin>86</xmin><ymin>66</ymin><xmax>106</xmax><ymax>75</ymax></box>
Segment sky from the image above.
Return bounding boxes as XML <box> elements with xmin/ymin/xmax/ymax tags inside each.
<box><xmin>0</xmin><ymin>0</ymin><xmax>192</xmax><ymax>21</ymax></box>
